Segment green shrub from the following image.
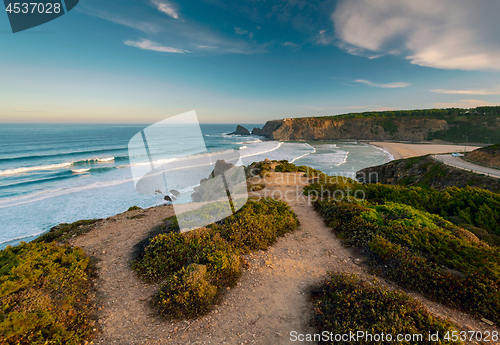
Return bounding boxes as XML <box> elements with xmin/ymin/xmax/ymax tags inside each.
<box><xmin>313</xmin><ymin>199</ymin><xmax>500</xmax><ymax>324</ymax></box>
<box><xmin>311</xmin><ymin>272</ymin><xmax>461</xmax><ymax>344</ymax></box>
<box><xmin>247</xmin><ymin>161</ymin><xmax>272</xmax><ymax>178</ymax></box>
<box><xmin>210</xmin><ymin>198</ymin><xmax>299</xmax><ymax>253</ymax></box>
<box><xmin>248</xmin><ymin>183</ymin><xmax>265</xmax><ymax>192</ymax></box>
<box><xmin>155</xmin><ymin>264</ymin><xmax>217</xmax><ymax>319</ymax></box>
<box><xmin>305</xmin><ymin>177</ymin><xmax>500</xmax><ymax>236</ymax></box>
<box><xmin>134</xmin><ymin>198</ymin><xmax>299</xmax><ymax>319</ymax></box>
<box><xmin>0</xmin><ymin>242</ymin><xmax>95</xmax><ymax>345</ymax></box>
<box><xmin>368</xmin><ymin>236</ymin><xmax>500</xmax><ymax>324</ymax></box>
<box><xmin>275</xmin><ymin>160</ymin><xmax>322</xmax><ymax>176</ymax></box>
<box><xmin>133</xmin><ymin>227</ymin><xmax>238</xmax><ymax>285</ymax></box>
<box><xmin>128</xmin><ymin>206</ymin><xmax>142</xmax><ymax>211</ymax></box>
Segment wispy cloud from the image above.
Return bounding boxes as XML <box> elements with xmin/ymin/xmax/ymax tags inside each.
<box><xmin>82</xmin><ymin>3</ymin><xmax>264</xmax><ymax>55</ymax></box>
<box><xmin>124</xmin><ymin>39</ymin><xmax>188</xmax><ymax>53</ymax></box>
<box><xmin>235</xmin><ymin>27</ymin><xmax>254</xmax><ymax>39</ymax></box>
<box><xmin>280</xmin><ymin>41</ymin><xmax>300</xmax><ymax>51</ymax></box>
<box><xmin>431</xmin><ymin>88</ymin><xmax>500</xmax><ymax>95</ymax></box>
<box><xmin>78</xmin><ymin>7</ymin><xmax>161</xmax><ymax>33</ymax></box>
<box><xmin>152</xmin><ymin>0</ymin><xmax>180</xmax><ymax>19</ymax></box>
<box><xmin>433</xmin><ymin>99</ymin><xmax>499</xmax><ymax>108</ymax></box>
<box><xmin>355</xmin><ymin>79</ymin><xmax>410</xmax><ymax>88</ymax></box>
<box><xmin>332</xmin><ymin>0</ymin><xmax>500</xmax><ymax>71</ymax></box>
<box><xmin>316</xmin><ymin>29</ymin><xmax>332</xmax><ymax>46</ymax></box>
<box><xmin>196</xmin><ymin>45</ymin><xmax>218</xmax><ymax>50</ymax></box>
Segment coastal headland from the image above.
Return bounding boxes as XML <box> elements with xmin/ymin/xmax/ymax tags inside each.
<box><xmin>249</xmin><ymin>106</ymin><xmax>500</xmax><ymax>143</ymax></box>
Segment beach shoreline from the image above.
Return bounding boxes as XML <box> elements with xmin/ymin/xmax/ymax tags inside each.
<box><xmin>369</xmin><ymin>141</ymin><xmax>481</xmax><ymax>160</ymax></box>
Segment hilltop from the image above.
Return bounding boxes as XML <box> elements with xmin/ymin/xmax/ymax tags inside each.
<box><xmin>465</xmin><ymin>144</ymin><xmax>500</xmax><ymax>169</ymax></box>
<box><xmin>356</xmin><ymin>154</ymin><xmax>500</xmax><ymax>193</ymax></box>
<box><xmin>250</xmin><ymin>106</ymin><xmax>500</xmax><ymax>143</ymax></box>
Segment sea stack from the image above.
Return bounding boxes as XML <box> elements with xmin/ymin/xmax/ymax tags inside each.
<box><xmin>230</xmin><ymin>125</ymin><xmax>251</xmax><ymax>135</ymax></box>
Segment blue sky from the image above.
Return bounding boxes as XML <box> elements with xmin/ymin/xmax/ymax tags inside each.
<box><xmin>1</xmin><ymin>0</ymin><xmax>500</xmax><ymax>124</ymax></box>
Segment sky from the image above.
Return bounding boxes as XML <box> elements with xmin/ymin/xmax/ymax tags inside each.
<box><xmin>1</xmin><ymin>0</ymin><xmax>500</xmax><ymax>124</ymax></box>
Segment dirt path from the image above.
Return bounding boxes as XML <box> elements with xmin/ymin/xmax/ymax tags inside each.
<box><xmin>71</xmin><ymin>171</ymin><xmax>498</xmax><ymax>344</ymax></box>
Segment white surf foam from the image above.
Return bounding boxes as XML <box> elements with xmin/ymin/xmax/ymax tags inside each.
<box><xmin>290</xmin><ymin>143</ymin><xmax>316</xmax><ymax>163</ymax></box>
<box><xmin>0</xmin><ymin>162</ymin><xmax>74</xmax><ymax>176</ymax></box>
<box><xmin>71</xmin><ymin>168</ymin><xmax>91</xmax><ymax>174</ymax></box>
<box><xmin>367</xmin><ymin>144</ymin><xmax>394</xmax><ymax>161</ymax></box>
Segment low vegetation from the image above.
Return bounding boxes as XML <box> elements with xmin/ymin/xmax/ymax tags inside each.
<box><xmin>305</xmin><ymin>176</ymin><xmax>500</xmax><ymax>238</ymax></box>
<box><xmin>0</xmin><ymin>242</ymin><xmax>95</xmax><ymax>345</ymax></box>
<box><xmin>134</xmin><ymin>198</ymin><xmax>299</xmax><ymax>319</ymax></box>
<box><xmin>311</xmin><ymin>272</ymin><xmax>461</xmax><ymax>344</ymax></box>
<box><xmin>248</xmin><ymin>183</ymin><xmax>265</xmax><ymax>192</ymax></box>
<box><xmin>127</xmin><ymin>205</ymin><xmax>142</xmax><ymax>211</ymax></box>
<box><xmin>246</xmin><ymin>161</ymin><xmax>273</xmax><ymax>178</ymax></box>
<box><xmin>33</xmin><ymin>219</ymin><xmax>100</xmax><ymax>244</ymax></box>
<box><xmin>308</xmin><ymin>182</ymin><xmax>500</xmax><ymax>323</ymax></box>
<box><xmin>274</xmin><ymin>160</ymin><xmax>322</xmax><ymax>176</ymax></box>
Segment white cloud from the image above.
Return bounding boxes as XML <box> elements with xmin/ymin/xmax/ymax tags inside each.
<box><xmin>316</xmin><ymin>29</ymin><xmax>331</xmax><ymax>46</ymax></box>
<box><xmin>433</xmin><ymin>99</ymin><xmax>500</xmax><ymax>108</ymax></box>
<box><xmin>281</xmin><ymin>41</ymin><xmax>300</xmax><ymax>50</ymax></box>
<box><xmin>78</xmin><ymin>7</ymin><xmax>161</xmax><ymax>33</ymax></box>
<box><xmin>431</xmin><ymin>88</ymin><xmax>500</xmax><ymax>95</ymax></box>
<box><xmin>124</xmin><ymin>39</ymin><xmax>188</xmax><ymax>53</ymax></box>
<box><xmin>152</xmin><ymin>0</ymin><xmax>179</xmax><ymax>19</ymax></box>
<box><xmin>82</xmin><ymin>2</ymin><xmax>265</xmax><ymax>55</ymax></box>
<box><xmin>355</xmin><ymin>79</ymin><xmax>409</xmax><ymax>88</ymax></box>
<box><xmin>332</xmin><ymin>0</ymin><xmax>500</xmax><ymax>71</ymax></box>
<box><xmin>235</xmin><ymin>27</ymin><xmax>254</xmax><ymax>39</ymax></box>
<box><xmin>196</xmin><ymin>45</ymin><xmax>218</xmax><ymax>50</ymax></box>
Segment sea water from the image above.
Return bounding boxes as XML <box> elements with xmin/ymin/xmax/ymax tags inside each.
<box><xmin>0</xmin><ymin>124</ymin><xmax>392</xmax><ymax>248</ymax></box>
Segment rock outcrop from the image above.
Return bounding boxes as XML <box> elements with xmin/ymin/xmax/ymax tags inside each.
<box><xmin>191</xmin><ymin>160</ymin><xmax>235</xmax><ymax>202</ymax></box>
<box><xmin>230</xmin><ymin>125</ymin><xmax>251</xmax><ymax>136</ymax></box>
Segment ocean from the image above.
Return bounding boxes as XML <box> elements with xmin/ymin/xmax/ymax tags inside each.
<box><xmin>0</xmin><ymin>123</ymin><xmax>393</xmax><ymax>249</ymax></box>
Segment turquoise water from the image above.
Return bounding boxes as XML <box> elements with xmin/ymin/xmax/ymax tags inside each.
<box><xmin>0</xmin><ymin>124</ymin><xmax>392</xmax><ymax>248</ymax></box>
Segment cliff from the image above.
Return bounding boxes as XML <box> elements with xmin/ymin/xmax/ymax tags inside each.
<box><xmin>356</xmin><ymin>155</ymin><xmax>500</xmax><ymax>193</ymax></box>
<box><xmin>251</xmin><ymin>107</ymin><xmax>500</xmax><ymax>143</ymax></box>
<box><xmin>253</xmin><ymin>117</ymin><xmax>448</xmax><ymax>141</ymax></box>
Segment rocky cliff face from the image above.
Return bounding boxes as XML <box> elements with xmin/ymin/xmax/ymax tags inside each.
<box><xmin>252</xmin><ymin>117</ymin><xmax>449</xmax><ymax>141</ymax></box>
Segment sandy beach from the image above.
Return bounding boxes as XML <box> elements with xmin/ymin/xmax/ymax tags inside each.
<box><xmin>370</xmin><ymin>142</ymin><xmax>481</xmax><ymax>160</ymax></box>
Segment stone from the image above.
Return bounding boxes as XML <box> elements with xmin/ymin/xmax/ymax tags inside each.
<box><xmin>229</xmin><ymin>125</ymin><xmax>250</xmax><ymax>136</ymax></box>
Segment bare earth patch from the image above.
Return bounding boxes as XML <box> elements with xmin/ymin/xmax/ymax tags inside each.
<box><xmin>70</xmin><ymin>170</ymin><xmax>498</xmax><ymax>344</ymax></box>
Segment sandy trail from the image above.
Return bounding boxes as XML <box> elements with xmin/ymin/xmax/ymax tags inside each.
<box><xmin>71</xmin><ymin>171</ymin><xmax>497</xmax><ymax>344</ymax></box>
